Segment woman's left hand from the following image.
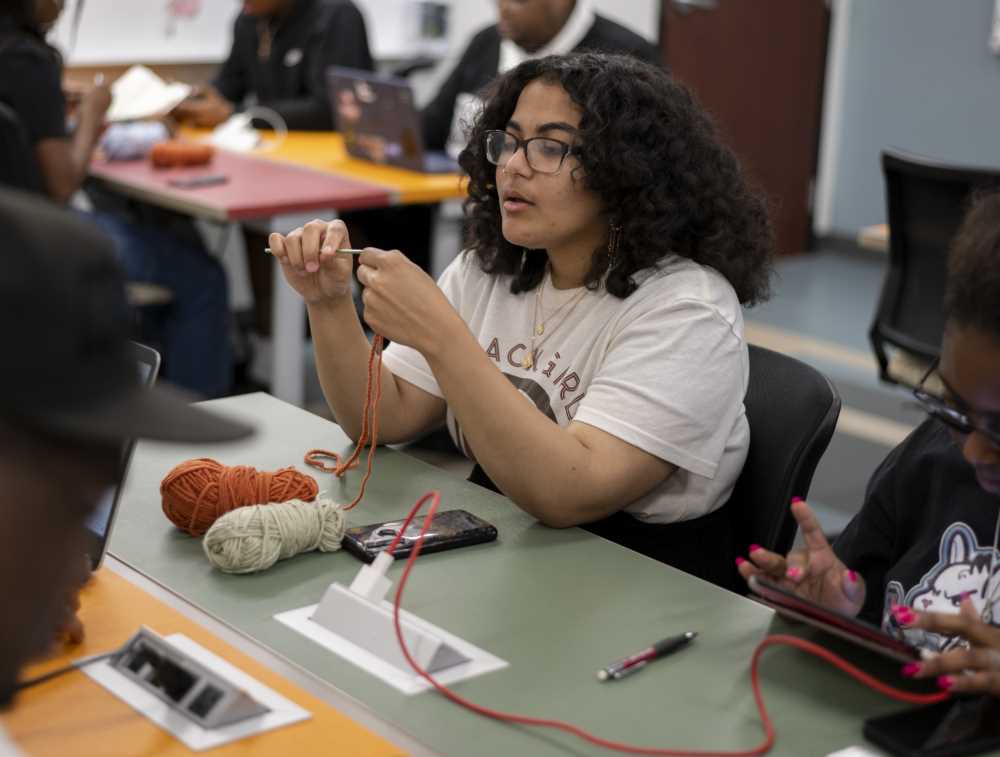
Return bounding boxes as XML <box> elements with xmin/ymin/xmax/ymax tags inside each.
<box><xmin>356</xmin><ymin>249</ymin><xmax>462</xmax><ymax>354</ymax></box>
<box><xmin>895</xmin><ymin>597</ymin><xmax>1000</xmax><ymax>695</ymax></box>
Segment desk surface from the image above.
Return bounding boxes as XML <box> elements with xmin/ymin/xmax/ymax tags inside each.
<box><xmin>89</xmin><ymin>150</ymin><xmax>393</xmax><ymax>222</ymax></box>
<box><xmin>106</xmin><ymin>392</ymin><xmax>943</xmax><ymax>756</ymax></box>
<box><xmin>89</xmin><ymin>131</ymin><xmax>465</xmax><ymax>223</ymax></box>
<box><xmin>258</xmin><ymin>131</ymin><xmax>466</xmax><ymax>206</ymax></box>
<box><xmin>0</xmin><ymin>568</ymin><xmax>407</xmax><ymax>756</ymax></box>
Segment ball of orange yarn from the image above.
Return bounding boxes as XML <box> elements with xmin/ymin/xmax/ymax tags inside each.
<box><xmin>150</xmin><ymin>141</ymin><xmax>214</xmax><ymax>168</ymax></box>
<box><xmin>161</xmin><ymin>458</ymin><xmax>319</xmax><ymax>537</ymax></box>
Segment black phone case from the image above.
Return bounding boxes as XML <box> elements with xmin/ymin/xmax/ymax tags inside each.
<box><xmin>342</xmin><ymin>509</ymin><xmax>498</xmax><ymax>563</ymax></box>
<box><xmin>863</xmin><ymin>697</ymin><xmax>1000</xmax><ymax>757</ymax></box>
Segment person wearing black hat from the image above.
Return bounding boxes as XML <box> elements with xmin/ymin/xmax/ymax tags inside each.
<box><xmin>0</xmin><ymin>188</ymin><xmax>253</xmax><ymax>735</ymax></box>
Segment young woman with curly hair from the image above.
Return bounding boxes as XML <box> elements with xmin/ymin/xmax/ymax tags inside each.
<box><xmin>269</xmin><ymin>52</ymin><xmax>774</xmax><ymax>585</ymax></box>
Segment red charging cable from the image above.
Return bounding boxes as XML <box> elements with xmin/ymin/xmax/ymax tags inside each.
<box><xmin>385</xmin><ymin>491</ymin><xmax>949</xmax><ymax>756</ymax></box>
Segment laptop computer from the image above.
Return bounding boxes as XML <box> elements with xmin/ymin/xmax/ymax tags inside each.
<box><xmin>326</xmin><ymin>66</ymin><xmax>460</xmax><ymax>174</ymax></box>
<box><xmin>84</xmin><ymin>341</ymin><xmax>160</xmax><ymax>570</ymax></box>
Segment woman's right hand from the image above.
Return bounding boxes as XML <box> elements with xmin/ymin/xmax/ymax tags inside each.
<box><xmin>737</xmin><ymin>498</ymin><xmax>866</xmax><ymax>617</ymax></box>
<box><xmin>78</xmin><ymin>82</ymin><xmax>112</xmax><ymax>126</ymax></box>
<box><xmin>269</xmin><ymin>219</ymin><xmax>355</xmax><ymax>306</ymax></box>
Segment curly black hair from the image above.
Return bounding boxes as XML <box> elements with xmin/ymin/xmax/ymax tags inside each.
<box><xmin>945</xmin><ymin>191</ymin><xmax>1000</xmax><ymax>337</ymax></box>
<box><xmin>459</xmin><ymin>52</ymin><xmax>774</xmax><ymax>304</ymax></box>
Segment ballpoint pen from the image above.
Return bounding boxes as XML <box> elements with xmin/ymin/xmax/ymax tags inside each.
<box><xmin>264</xmin><ymin>247</ymin><xmax>363</xmax><ymax>255</ymax></box>
<box><xmin>597</xmin><ymin>631</ymin><xmax>697</xmax><ymax>681</ymax></box>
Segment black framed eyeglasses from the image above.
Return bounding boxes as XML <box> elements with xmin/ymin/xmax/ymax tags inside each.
<box><xmin>484</xmin><ymin>130</ymin><xmax>575</xmax><ymax>175</ymax></box>
<box><xmin>913</xmin><ymin>360</ymin><xmax>1000</xmax><ymax>447</ymax></box>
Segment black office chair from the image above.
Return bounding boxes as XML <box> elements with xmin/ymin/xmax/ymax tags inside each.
<box><xmin>0</xmin><ymin>100</ymin><xmax>43</xmax><ymax>193</ymax></box>
<box><xmin>871</xmin><ymin>149</ymin><xmax>1000</xmax><ymax>387</ymax></box>
<box><xmin>727</xmin><ymin>345</ymin><xmax>841</xmax><ymax>592</ymax></box>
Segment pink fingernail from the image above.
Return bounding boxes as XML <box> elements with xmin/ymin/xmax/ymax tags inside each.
<box><xmin>735</xmin><ymin>556</ymin><xmax>747</xmax><ymax>566</ymax></box>
<box><xmin>893</xmin><ymin>607</ymin><xmax>916</xmax><ymax>626</ymax></box>
<box><xmin>786</xmin><ymin>567</ymin><xmax>802</xmax><ymax>579</ymax></box>
<box><xmin>937</xmin><ymin>675</ymin><xmax>954</xmax><ymax>690</ymax></box>
<box><xmin>790</xmin><ymin>497</ymin><xmax>804</xmax><ymax>505</ymax></box>
<box><xmin>901</xmin><ymin>662</ymin><xmax>921</xmax><ymax>678</ymax></box>
<box><xmin>749</xmin><ymin>544</ymin><xmax>763</xmax><ymax>553</ymax></box>
<box><xmin>847</xmin><ymin>570</ymin><xmax>858</xmax><ymax>583</ymax></box>
<box><xmin>959</xmin><ymin>591</ymin><xmax>974</xmax><ymax>601</ymax></box>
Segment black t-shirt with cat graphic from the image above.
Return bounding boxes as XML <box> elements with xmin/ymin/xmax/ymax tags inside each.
<box><xmin>834</xmin><ymin>418</ymin><xmax>1000</xmax><ymax>652</ymax></box>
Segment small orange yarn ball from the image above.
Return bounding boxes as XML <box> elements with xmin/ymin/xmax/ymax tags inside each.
<box><xmin>160</xmin><ymin>458</ymin><xmax>319</xmax><ymax>537</ymax></box>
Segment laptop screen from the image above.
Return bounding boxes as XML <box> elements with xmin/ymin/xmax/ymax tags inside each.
<box><xmin>327</xmin><ymin>66</ymin><xmax>429</xmax><ymax>173</ymax></box>
<box><xmin>84</xmin><ymin>342</ymin><xmax>160</xmax><ymax>570</ymax></box>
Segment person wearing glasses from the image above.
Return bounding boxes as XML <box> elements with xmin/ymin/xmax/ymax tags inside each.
<box><xmin>268</xmin><ymin>53</ymin><xmax>773</xmax><ymax>587</ymax></box>
<box><xmin>739</xmin><ymin>193</ymin><xmax>1000</xmax><ymax>696</ymax></box>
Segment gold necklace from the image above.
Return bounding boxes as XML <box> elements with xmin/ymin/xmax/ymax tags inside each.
<box><xmin>523</xmin><ymin>269</ymin><xmax>588</xmax><ymax>369</ymax></box>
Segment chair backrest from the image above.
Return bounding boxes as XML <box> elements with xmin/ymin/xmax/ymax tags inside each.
<box><xmin>870</xmin><ymin>149</ymin><xmax>1000</xmax><ymax>381</ymax></box>
<box><xmin>729</xmin><ymin>345</ymin><xmax>841</xmax><ymax>562</ymax></box>
<box><xmin>0</xmin><ymin>100</ymin><xmax>42</xmax><ymax>193</ymax></box>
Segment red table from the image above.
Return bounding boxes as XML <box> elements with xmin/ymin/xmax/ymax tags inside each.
<box><xmin>89</xmin><ymin>150</ymin><xmax>393</xmax><ymax>221</ymax></box>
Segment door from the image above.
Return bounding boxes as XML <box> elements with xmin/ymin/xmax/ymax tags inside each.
<box><xmin>662</xmin><ymin>0</ymin><xmax>830</xmax><ymax>256</ymax></box>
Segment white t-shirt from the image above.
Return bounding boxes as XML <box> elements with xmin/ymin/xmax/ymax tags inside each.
<box><xmin>382</xmin><ymin>252</ymin><xmax>750</xmax><ymax>524</ymax></box>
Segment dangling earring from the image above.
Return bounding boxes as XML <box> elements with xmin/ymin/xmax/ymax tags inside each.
<box><xmin>607</xmin><ymin>223</ymin><xmax>622</xmax><ymax>270</ymax></box>
<box><xmin>520</xmin><ymin>248</ymin><xmax>528</xmax><ymax>274</ymax></box>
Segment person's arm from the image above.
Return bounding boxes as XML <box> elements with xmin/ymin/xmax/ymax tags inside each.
<box><xmin>269</xmin><ymin>221</ymin><xmax>445</xmax><ymax>443</ymax></box>
<box><xmin>24</xmin><ymin>55</ymin><xmax>110</xmax><ymax>202</ymax></box>
<box><xmin>260</xmin><ymin>3</ymin><xmax>374</xmax><ymax>130</ymax></box>
<box><xmin>422</xmin><ymin>318</ymin><xmax>676</xmax><ymax>526</ymax></box>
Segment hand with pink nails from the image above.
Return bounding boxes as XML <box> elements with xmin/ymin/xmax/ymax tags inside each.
<box><xmin>736</xmin><ymin>497</ymin><xmax>866</xmax><ymax>617</ymax></box>
<box><xmin>897</xmin><ymin>596</ymin><xmax>1000</xmax><ymax>696</ymax></box>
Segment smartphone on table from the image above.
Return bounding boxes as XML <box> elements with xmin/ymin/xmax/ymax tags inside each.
<box><xmin>747</xmin><ymin>575</ymin><xmax>920</xmax><ymax>661</ymax></box>
<box><xmin>864</xmin><ymin>696</ymin><xmax>1000</xmax><ymax>757</ymax></box>
<box><xmin>342</xmin><ymin>509</ymin><xmax>498</xmax><ymax>563</ymax></box>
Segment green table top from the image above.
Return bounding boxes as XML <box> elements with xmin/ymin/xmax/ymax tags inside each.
<box><xmin>110</xmin><ymin>393</ymin><xmax>938</xmax><ymax>757</ymax></box>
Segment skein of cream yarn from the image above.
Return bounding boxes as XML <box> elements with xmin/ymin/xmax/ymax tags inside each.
<box><xmin>202</xmin><ymin>497</ymin><xmax>346</xmax><ymax>574</ymax></box>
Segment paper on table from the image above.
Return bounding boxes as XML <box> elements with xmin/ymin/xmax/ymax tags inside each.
<box><xmin>83</xmin><ymin>632</ymin><xmax>310</xmax><ymax>751</ymax></box>
<box><xmin>106</xmin><ymin>65</ymin><xmax>192</xmax><ymax>123</ymax></box>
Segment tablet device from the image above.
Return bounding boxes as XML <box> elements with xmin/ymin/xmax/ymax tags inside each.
<box><xmin>84</xmin><ymin>341</ymin><xmax>160</xmax><ymax>570</ymax></box>
<box><xmin>342</xmin><ymin>509</ymin><xmax>498</xmax><ymax>563</ymax></box>
<box><xmin>748</xmin><ymin>574</ymin><xmax>920</xmax><ymax>662</ymax></box>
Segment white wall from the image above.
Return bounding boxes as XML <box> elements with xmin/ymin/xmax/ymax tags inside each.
<box><xmin>51</xmin><ymin>0</ymin><xmax>237</xmax><ymax>65</ymax></box>
<box><xmin>814</xmin><ymin>0</ymin><xmax>1000</xmax><ymax>238</ymax></box>
<box><xmin>55</xmin><ymin>0</ymin><xmax>657</xmax><ymax>68</ymax></box>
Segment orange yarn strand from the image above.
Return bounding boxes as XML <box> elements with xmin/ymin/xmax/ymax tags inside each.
<box><xmin>161</xmin><ymin>458</ymin><xmax>319</xmax><ymax>536</ymax></box>
<box><xmin>304</xmin><ymin>335</ymin><xmax>384</xmax><ymax>510</ymax></box>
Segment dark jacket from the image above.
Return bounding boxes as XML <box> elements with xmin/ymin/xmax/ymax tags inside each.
<box><xmin>214</xmin><ymin>0</ymin><xmax>373</xmax><ymax>131</ymax></box>
<box><xmin>421</xmin><ymin>14</ymin><xmax>661</xmax><ymax>151</ymax></box>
